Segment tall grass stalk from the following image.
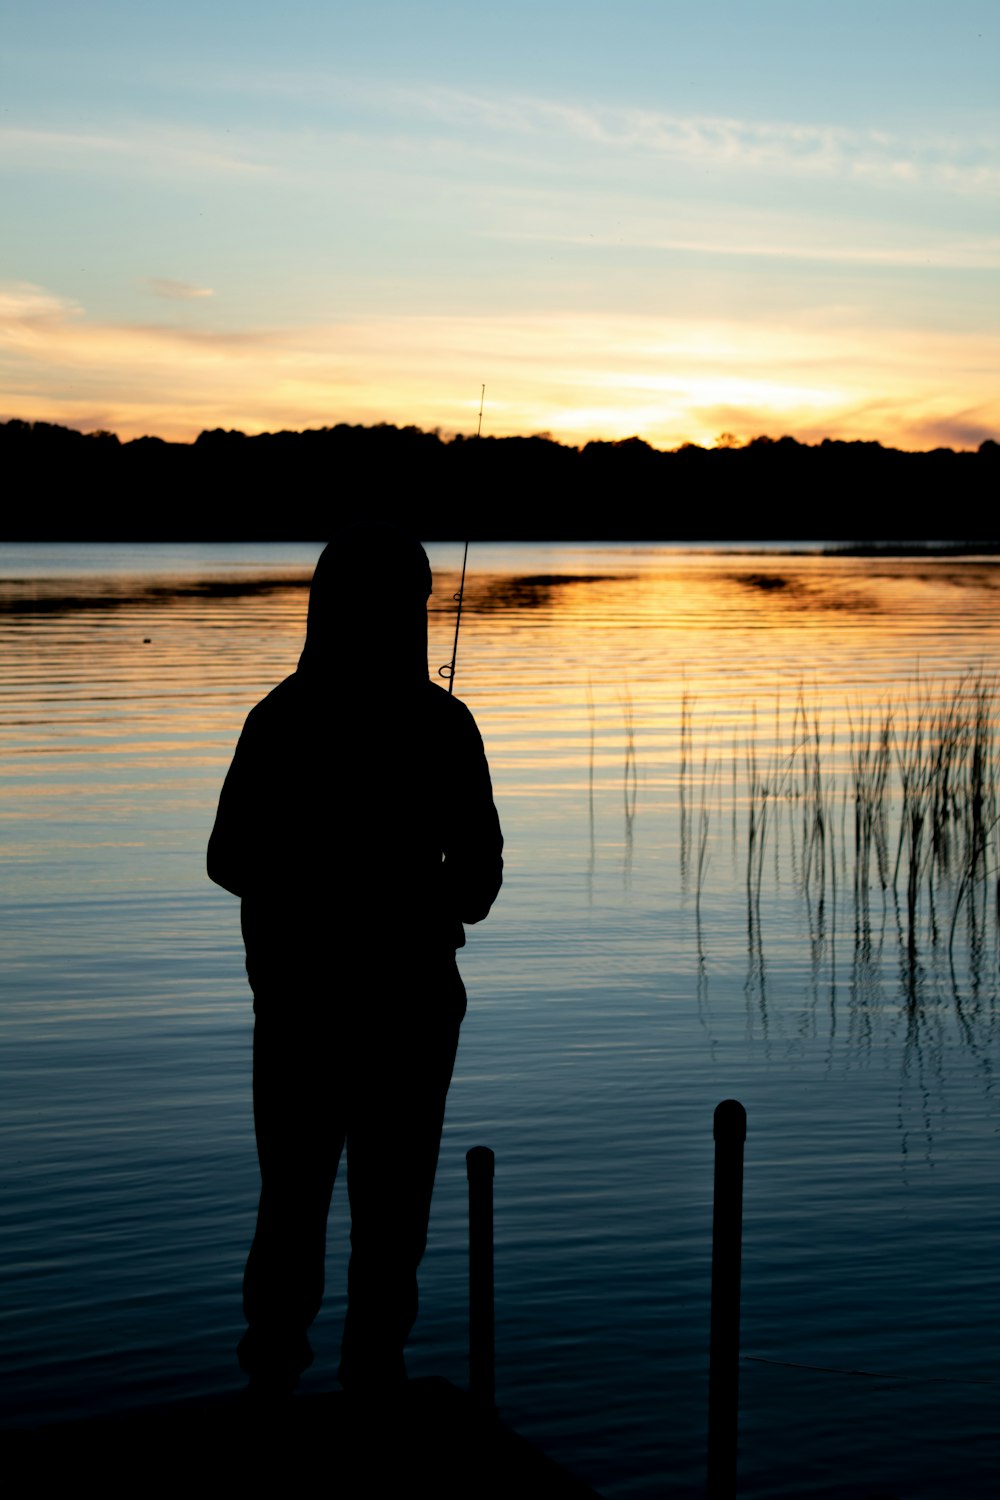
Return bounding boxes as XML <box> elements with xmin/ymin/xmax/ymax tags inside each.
<box><xmin>847</xmin><ymin>706</ymin><xmax>891</xmax><ymax>917</ymax></box>
<box><xmin>679</xmin><ymin>689</ymin><xmax>692</xmax><ymax>888</ymax></box>
<box><xmin>695</xmin><ymin>746</ymin><xmax>716</xmax><ymax>925</ymax></box>
<box><xmin>622</xmin><ymin>686</ymin><xmax>638</xmax><ymax>880</ymax></box>
<box><xmin>669</xmin><ymin>674</ymin><xmax>998</xmax><ymax>988</ymax></box>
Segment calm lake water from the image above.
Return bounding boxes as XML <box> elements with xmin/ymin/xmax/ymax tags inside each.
<box><xmin>1</xmin><ymin>541</ymin><xmax>998</xmax><ymax>1497</ymax></box>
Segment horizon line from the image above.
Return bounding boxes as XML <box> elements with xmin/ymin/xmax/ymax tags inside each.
<box><xmin>3</xmin><ymin>415</ymin><xmax>997</xmax><ymax>459</ymax></box>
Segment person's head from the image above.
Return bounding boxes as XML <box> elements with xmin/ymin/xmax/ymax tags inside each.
<box><xmin>299</xmin><ymin>525</ymin><xmax>432</xmax><ymax>688</ymax></box>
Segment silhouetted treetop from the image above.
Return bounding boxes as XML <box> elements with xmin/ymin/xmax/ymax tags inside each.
<box><xmin>2</xmin><ymin>418</ymin><xmax>996</xmax><ymax>541</ymax></box>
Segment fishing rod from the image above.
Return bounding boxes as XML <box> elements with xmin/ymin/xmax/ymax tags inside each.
<box><xmin>439</xmin><ymin>385</ymin><xmax>484</xmax><ymax>695</ymax></box>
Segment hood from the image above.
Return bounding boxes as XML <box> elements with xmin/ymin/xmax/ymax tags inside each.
<box><xmin>297</xmin><ymin>525</ymin><xmax>432</xmax><ymax>691</ymax></box>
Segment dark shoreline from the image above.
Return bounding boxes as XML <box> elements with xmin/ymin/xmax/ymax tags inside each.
<box><xmin>3</xmin><ymin>418</ymin><xmax>997</xmax><ymax>544</ymax></box>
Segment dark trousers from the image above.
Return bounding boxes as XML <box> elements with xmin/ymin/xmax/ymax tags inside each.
<box><xmin>239</xmin><ymin>958</ymin><xmax>465</xmax><ymax>1387</ymax></box>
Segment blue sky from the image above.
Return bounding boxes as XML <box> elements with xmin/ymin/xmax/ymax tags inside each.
<box><xmin>2</xmin><ymin>1</ymin><xmax>997</xmax><ymax>446</ymax></box>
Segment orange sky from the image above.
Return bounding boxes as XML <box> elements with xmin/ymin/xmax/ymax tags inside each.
<box><xmin>3</xmin><ymin>4</ymin><xmax>997</xmax><ymax>451</ymax></box>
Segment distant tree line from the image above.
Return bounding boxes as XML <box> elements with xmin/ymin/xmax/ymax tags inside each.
<box><xmin>2</xmin><ymin>418</ymin><xmax>997</xmax><ymax>541</ymax></box>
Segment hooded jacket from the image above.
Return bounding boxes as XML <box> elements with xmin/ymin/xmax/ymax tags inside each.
<box><xmin>207</xmin><ymin>533</ymin><xmax>503</xmax><ymax>1004</ymax></box>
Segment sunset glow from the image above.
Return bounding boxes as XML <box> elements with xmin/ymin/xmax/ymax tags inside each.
<box><xmin>2</xmin><ymin>3</ymin><xmax>997</xmax><ymax>451</ymax></box>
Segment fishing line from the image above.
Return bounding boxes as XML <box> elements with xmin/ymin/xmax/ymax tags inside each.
<box><xmin>440</xmin><ymin>538</ymin><xmax>470</xmax><ymax>695</ymax></box>
<box><xmin>439</xmin><ymin>385</ymin><xmax>484</xmax><ymax>694</ymax></box>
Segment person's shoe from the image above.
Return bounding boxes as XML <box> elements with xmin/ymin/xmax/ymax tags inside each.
<box><xmin>241</xmin><ymin>1367</ymin><xmax>299</xmax><ymax>1402</ymax></box>
<box><xmin>236</xmin><ymin>1326</ymin><xmax>312</xmax><ymax>1414</ymax></box>
<box><xmin>338</xmin><ymin>1346</ymin><xmax>407</xmax><ymax>1395</ymax></box>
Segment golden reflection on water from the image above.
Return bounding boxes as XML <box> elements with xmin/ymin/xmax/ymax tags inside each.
<box><xmin>4</xmin><ymin>547</ymin><xmax>998</xmax><ymax>826</ymax></box>
<box><xmin>424</xmin><ymin>554</ymin><xmax>1000</xmax><ymax>810</ymax></box>
<box><xmin>3</xmin><ymin>544</ymin><xmax>999</xmax><ymax>992</ymax></box>
<box><xmin>1</xmin><ymin>545</ymin><xmax>999</xmax><ymax>1496</ymax></box>
<box><xmin>2</xmin><ymin>550</ymin><xmax>996</xmax><ymax>765</ymax></box>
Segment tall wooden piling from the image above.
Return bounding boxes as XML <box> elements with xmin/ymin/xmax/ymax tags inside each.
<box><xmin>466</xmin><ymin>1145</ymin><xmax>496</xmax><ymax>1409</ymax></box>
<box><xmin>706</xmin><ymin>1099</ymin><xmax>747</xmax><ymax>1500</ymax></box>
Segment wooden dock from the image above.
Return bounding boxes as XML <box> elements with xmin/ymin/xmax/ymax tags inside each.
<box><xmin>6</xmin><ymin>1109</ymin><xmax>753</xmax><ymax>1498</ymax></box>
<box><xmin>5</xmin><ymin>1378</ymin><xmax>605</xmax><ymax>1498</ymax></box>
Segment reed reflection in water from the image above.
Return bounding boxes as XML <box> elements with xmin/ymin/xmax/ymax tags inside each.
<box><xmin>677</xmin><ymin>680</ymin><xmax>999</xmax><ymax>1097</ymax></box>
<box><xmin>1</xmin><ymin>543</ymin><xmax>999</xmax><ymax>1500</ymax></box>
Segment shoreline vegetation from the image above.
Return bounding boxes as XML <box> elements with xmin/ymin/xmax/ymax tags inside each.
<box><xmin>2</xmin><ymin>417</ymin><xmax>997</xmax><ymax>543</ymax></box>
<box><xmin>677</xmin><ymin>678</ymin><xmax>999</xmax><ymax>1006</ymax></box>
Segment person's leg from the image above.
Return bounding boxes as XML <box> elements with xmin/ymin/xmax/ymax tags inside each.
<box><xmin>239</xmin><ymin>1012</ymin><xmax>346</xmax><ymax>1387</ymax></box>
<box><xmin>338</xmin><ymin>962</ymin><xmax>465</xmax><ymax>1389</ymax></box>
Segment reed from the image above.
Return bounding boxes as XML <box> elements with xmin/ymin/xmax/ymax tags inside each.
<box><xmin>666</xmin><ymin>673</ymin><xmax>999</xmax><ymax>985</ymax></box>
<box><xmin>695</xmin><ymin>737</ymin><xmax>717</xmax><ymax>921</ymax></box>
<box><xmin>798</xmin><ymin>693</ymin><xmax>830</xmax><ymax>905</ymax></box>
<box><xmin>621</xmin><ymin>685</ymin><xmax>638</xmax><ymax>880</ymax></box>
<box><xmin>947</xmin><ymin>675</ymin><xmax>1000</xmax><ymax>960</ymax></box>
<box><xmin>847</xmin><ymin>704</ymin><xmax>892</xmax><ymax>918</ymax></box>
<box><xmin>586</xmin><ymin>679</ymin><xmax>596</xmax><ymax>891</ymax></box>
<box><xmin>679</xmin><ymin>688</ymin><xmax>692</xmax><ymax>888</ymax></box>
<box><xmin>622</xmin><ymin>685</ymin><xmax>638</xmax><ymax>823</ymax></box>
<box><xmin>892</xmin><ymin>691</ymin><xmax>934</xmax><ymax>960</ymax></box>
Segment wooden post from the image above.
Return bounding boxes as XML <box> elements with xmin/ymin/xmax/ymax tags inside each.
<box><xmin>706</xmin><ymin>1099</ymin><xmax>747</xmax><ymax>1500</ymax></box>
<box><xmin>467</xmin><ymin>1145</ymin><xmax>496</xmax><ymax>1409</ymax></box>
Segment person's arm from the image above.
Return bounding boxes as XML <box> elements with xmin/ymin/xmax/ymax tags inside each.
<box><xmin>443</xmin><ymin>703</ymin><xmax>503</xmax><ymax>925</ymax></box>
<box><xmin>207</xmin><ymin>713</ymin><xmax>258</xmax><ymax>897</ymax></box>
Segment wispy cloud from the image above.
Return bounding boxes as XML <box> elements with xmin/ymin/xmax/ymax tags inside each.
<box><xmin>1</xmin><ymin>285</ymin><xmax>996</xmax><ymax>451</ymax></box>
<box><xmin>0</xmin><ymin>125</ymin><xmax>269</xmax><ymax>179</ymax></box>
<box><xmin>908</xmin><ymin>408</ymin><xmax>999</xmax><ymax>451</ymax></box>
<box><xmin>143</xmin><ymin>279</ymin><xmax>215</xmax><ymax>301</ymax></box>
<box><xmin>393</xmin><ymin>84</ymin><xmax>1000</xmax><ymax>196</ymax></box>
<box><xmin>0</xmin><ymin>282</ymin><xmax>81</xmax><ymax>322</ymax></box>
<box><xmin>492</xmin><ymin>223</ymin><xmax>1000</xmax><ymax>273</ymax></box>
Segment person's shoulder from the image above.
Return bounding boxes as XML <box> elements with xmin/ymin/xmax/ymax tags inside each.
<box><xmin>425</xmin><ymin>680</ymin><xmax>477</xmax><ymax>721</ymax></box>
<box><xmin>424</xmin><ymin>681</ymin><xmax>486</xmax><ymax>743</ymax></box>
<box><xmin>242</xmin><ymin>673</ymin><xmax>302</xmax><ymax>729</ymax></box>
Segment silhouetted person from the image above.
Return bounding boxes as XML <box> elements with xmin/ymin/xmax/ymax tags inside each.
<box><xmin>207</xmin><ymin>530</ymin><xmax>503</xmax><ymax>1395</ymax></box>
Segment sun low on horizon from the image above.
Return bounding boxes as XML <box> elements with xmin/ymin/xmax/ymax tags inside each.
<box><xmin>2</xmin><ymin>1</ymin><xmax>997</xmax><ymax>454</ymax></box>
